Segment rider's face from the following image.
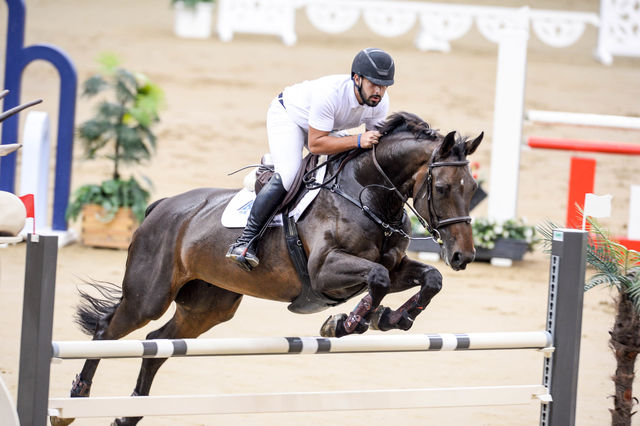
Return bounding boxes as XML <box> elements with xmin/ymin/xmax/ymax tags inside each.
<box><xmin>355</xmin><ymin>76</ymin><xmax>388</xmax><ymax>107</ymax></box>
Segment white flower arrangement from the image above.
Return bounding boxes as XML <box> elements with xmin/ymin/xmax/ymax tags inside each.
<box><xmin>471</xmin><ymin>217</ymin><xmax>538</xmax><ymax>251</ymax></box>
<box><xmin>410</xmin><ymin>214</ymin><xmax>539</xmax><ymax>252</ymax></box>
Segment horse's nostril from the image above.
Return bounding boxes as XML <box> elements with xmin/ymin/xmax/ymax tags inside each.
<box><xmin>451</xmin><ymin>251</ymin><xmax>472</xmax><ymax>269</ymax></box>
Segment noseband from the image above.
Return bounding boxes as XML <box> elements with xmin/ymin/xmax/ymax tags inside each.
<box><xmin>371</xmin><ymin>144</ymin><xmax>471</xmax><ymax>243</ymax></box>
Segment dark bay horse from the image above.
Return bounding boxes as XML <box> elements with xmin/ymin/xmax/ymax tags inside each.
<box><xmin>53</xmin><ymin>112</ymin><xmax>483</xmax><ymax>426</ymax></box>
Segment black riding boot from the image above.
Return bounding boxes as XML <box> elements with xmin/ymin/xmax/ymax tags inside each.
<box><xmin>226</xmin><ymin>173</ymin><xmax>287</xmax><ymax>271</ymax></box>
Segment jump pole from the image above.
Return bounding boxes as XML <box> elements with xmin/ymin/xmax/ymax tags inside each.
<box><xmin>18</xmin><ymin>230</ymin><xmax>587</xmax><ymax>425</ymax></box>
<box><xmin>528</xmin><ymin>136</ymin><xmax>640</xmax><ymax>155</ymax></box>
<box><xmin>525</xmin><ymin>110</ymin><xmax>640</xmax><ymax>131</ymax></box>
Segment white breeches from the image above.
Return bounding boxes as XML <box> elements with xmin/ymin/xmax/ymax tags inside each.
<box><xmin>266</xmin><ymin>98</ymin><xmax>306</xmax><ymax>191</ymax></box>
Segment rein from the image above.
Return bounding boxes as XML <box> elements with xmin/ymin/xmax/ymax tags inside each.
<box><xmin>303</xmin><ymin>148</ymin><xmax>411</xmax><ymax>239</ymax></box>
<box><xmin>304</xmin><ymin>142</ymin><xmax>471</xmax><ymax>243</ymax></box>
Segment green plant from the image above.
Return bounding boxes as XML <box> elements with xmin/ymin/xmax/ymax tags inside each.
<box><xmin>539</xmin><ymin>219</ymin><xmax>640</xmax><ymax>425</ymax></box>
<box><xmin>66</xmin><ymin>54</ymin><xmax>163</xmax><ymax>224</ymax></box>
<box><xmin>66</xmin><ymin>178</ymin><xmax>151</xmax><ymax>223</ymax></box>
<box><xmin>409</xmin><ymin>213</ymin><xmax>538</xmax><ymax>251</ymax></box>
<box><xmin>171</xmin><ymin>0</ymin><xmax>214</xmax><ymax>8</ymax></box>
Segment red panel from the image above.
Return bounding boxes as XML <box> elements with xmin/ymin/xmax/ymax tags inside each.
<box><xmin>566</xmin><ymin>157</ymin><xmax>596</xmax><ymax>229</ymax></box>
<box><xmin>615</xmin><ymin>237</ymin><xmax>640</xmax><ymax>251</ymax></box>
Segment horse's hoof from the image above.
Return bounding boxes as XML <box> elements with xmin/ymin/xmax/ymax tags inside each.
<box><xmin>111</xmin><ymin>416</ymin><xmax>142</xmax><ymax>426</ymax></box>
<box><xmin>368</xmin><ymin>306</ymin><xmax>390</xmax><ymax>331</ymax></box>
<box><xmin>50</xmin><ymin>416</ymin><xmax>75</xmax><ymax>426</ymax></box>
<box><xmin>396</xmin><ymin>311</ymin><xmax>415</xmax><ymax>331</ymax></box>
<box><xmin>70</xmin><ymin>374</ymin><xmax>91</xmax><ymax>397</ymax></box>
<box><xmin>319</xmin><ymin>313</ymin><xmax>347</xmax><ymax>337</ymax></box>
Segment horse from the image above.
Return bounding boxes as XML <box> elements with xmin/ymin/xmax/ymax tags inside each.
<box><xmin>52</xmin><ymin>111</ymin><xmax>483</xmax><ymax>426</ymax></box>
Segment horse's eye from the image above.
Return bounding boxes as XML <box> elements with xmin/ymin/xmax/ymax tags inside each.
<box><xmin>435</xmin><ymin>184</ymin><xmax>447</xmax><ymax>195</ymax></box>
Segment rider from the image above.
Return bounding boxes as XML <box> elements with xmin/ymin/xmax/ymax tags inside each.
<box><xmin>226</xmin><ymin>47</ymin><xmax>395</xmax><ymax>271</ymax></box>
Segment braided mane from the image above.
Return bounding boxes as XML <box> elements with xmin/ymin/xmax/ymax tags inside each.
<box><xmin>377</xmin><ymin>111</ymin><xmax>439</xmax><ymax>141</ymax></box>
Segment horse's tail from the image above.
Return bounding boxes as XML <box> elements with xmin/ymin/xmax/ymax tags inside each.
<box><xmin>144</xmin><ymin>198</ymin><xmax>167</xmax><ymax>218</ymax></box>
<box><xmin>75</xmin><ymin>280</ymin><xmax>122</xmax><ymax>336</ymax></box>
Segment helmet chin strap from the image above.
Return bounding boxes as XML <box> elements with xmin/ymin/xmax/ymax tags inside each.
<box><xmin>355</xmin><ymin>75</ymin><xmax>367</xmax><ymax>106</ymax></box>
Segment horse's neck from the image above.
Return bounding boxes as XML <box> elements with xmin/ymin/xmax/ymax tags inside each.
<box><xmin>356</xmin><ymin>141</ymin><xmax>431</xmax><ymax>193</ymax></box>
<box><xmin>335</xmin><ymin>149</ymin><xmax>407</xmax><ymax>222</ymax></box>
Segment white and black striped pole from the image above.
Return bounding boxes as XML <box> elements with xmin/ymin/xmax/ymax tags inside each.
<box><xmin>541</xmin><ymin>229</ymin><xmax>587</xmax><ymax>426</ymax></box>
<box><xmin>51</xmin><ymin>331</ymin><xmax>553</xmax><ymax>359</ymax></box>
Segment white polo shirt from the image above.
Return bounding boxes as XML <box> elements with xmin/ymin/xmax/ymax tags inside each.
<box><xmin>281</xmin><ymin>74</ymin><xmax>389</xmax><ymax>133</ymax></box>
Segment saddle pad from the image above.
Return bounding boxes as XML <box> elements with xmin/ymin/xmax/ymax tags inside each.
<box><xmin>221</xmin><ymin>161</ymin><xmax>326</xmax><ymax>228</ymax></box>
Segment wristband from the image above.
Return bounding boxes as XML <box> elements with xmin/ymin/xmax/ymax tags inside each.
<box><xmin>357</xmin><ymin>134</ymin><xmax>362</xmax><ymax>148</ymax></box>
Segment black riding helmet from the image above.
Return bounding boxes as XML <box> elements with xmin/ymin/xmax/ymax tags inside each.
<box><xmin>351</xmin><ymin>48</ymin><xmax>395</xmax><ymax>86</ymax></box>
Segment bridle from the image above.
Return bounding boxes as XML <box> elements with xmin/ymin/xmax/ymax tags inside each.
<box><xmin>303</xmin><ymin>142</ymin><xmax>472</xmax><ymax>242</ymax></box>
<box><xmin>369</xmin><ymin>143</ymin><xmax>471</xmax><ymax>243</ymax></box>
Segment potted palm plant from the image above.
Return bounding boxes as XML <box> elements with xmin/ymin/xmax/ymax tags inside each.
<box><xmin>172</xmin><ymin>0</ymin><xmax>214</xmax><ymax>39</ymax></box>
<box><xmin>66</xmin><ymin>54</ymin><xmax>163</xmax><ymax>249</ymax></box>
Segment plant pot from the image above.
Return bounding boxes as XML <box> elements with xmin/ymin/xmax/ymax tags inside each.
<box><xmin>173</xmin><ymin>1</ymin><xmax>213</xmax><ymax>39</ymax></box>
<box><xmin>408</xmin><ymin>236</ymin><xmax>529</xmax><ymax>263</ymax></box>
<box><xmin>475</xmin><ymin>238</ymin><xmax>529</xmax><ymax>262</ymax></box>
<box><xmin>408</xmin><ymin>237</ymin><xmax>441</xmax><ymax>253</ymax></box>
<box><xmin>81</xmin><ymin>204</ymin><xmax>138</xmax><ymax>249</ymax></box>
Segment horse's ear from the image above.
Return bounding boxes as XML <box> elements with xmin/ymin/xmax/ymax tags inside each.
<box><xmin>465</xmin><ymin>131</ymin><xmax>483</xmax><ymax>156</ymax></box>
<box><xmin>438</xmin><ymin>131</ymin><xmax>457</xmax><ymax>159</ymax></box>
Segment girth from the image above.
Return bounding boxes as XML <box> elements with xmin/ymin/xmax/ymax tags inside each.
<box><xmin>283</xmin><ymin>211</ymin><xmax>345</xmax><ymax>314</ymax></box>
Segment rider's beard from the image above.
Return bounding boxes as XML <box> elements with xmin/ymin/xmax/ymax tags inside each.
<box><xmin>356</xmin><ymin>81</ymin><xmax>382</xmax><ymax>107</ymax></box>
<box><xmin>365</xmin><ymin>95</ymin><xmax>382</xmax><ymax>107</ymax></box>
<box><xmin>365</xmin><ymin>93</ymin><xmax>381</xmax><ymax>107</ymax></box>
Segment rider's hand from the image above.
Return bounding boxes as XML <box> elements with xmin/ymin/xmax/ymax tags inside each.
<box><xmin>359</xmin><ymin>130</ymin><xmax>381</xmax><ymax>149</ymax></box>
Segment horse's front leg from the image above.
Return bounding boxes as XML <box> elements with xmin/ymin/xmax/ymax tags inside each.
<box><xmin>314</xmin><ymin>251</ymin><xmax>390</xmax><ymax>338</ymax></box>
<box><xmin>370</xmin><ymin>255</ymin><xmax>442</xmax><ymax>332</ymax></box>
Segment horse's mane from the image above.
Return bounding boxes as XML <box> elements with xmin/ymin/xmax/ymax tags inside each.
<box><xmin>377</xmin><ymin>111</ymin><xmax>439</xmax><ymax>141</ymax></box>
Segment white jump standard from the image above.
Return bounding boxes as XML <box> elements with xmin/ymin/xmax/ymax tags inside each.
<box><xmin>17</xmin><ymin>229</ymin><xmax>587</xmax><ymax>426</ymax></box>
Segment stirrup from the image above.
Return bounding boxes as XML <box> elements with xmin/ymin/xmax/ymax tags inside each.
<box><xmin>226</xmin><ymin>242</ymin><xmax>259</xmax><ymax>271</ymax></box>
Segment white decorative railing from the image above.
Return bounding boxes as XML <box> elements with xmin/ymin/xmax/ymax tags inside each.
<box><xmin>217</xmin><ymin>0</ymin><xmax>600</xmax><ymax>52</ymax></box>
<box><xmin>217</xmin><ymin>0</ymin><xmax>298</xmax><ymax>46</ymax></box>
<box><xmin>595</xmin><ymin>0</ymin><xmax>640</xmax><ymax>65</ymax></box>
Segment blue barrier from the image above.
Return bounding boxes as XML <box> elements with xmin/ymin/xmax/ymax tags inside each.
<box><xmin>1</xmin><ymin>0</ymin><xmax>77</xmax><ymax>231</ymax></box>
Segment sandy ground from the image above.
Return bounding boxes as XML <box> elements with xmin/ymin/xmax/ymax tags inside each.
<box><xmin>1</xmin><ymin>0</ymin><xmax>640</xmax><ymax>424</ymax></box>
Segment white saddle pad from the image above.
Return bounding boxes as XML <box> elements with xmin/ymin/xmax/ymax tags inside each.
<box><xmin>221</xmin><ymin>160</ymin><xmax>327</xmax><ymax>228</ymax></box>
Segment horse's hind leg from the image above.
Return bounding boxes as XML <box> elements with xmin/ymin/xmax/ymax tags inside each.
<box><xmin>50</xmin><ymin>281</ymin><xmax>175</xmax><ymax>426</ymax></box>
<box><xmin>72</xmin><ymin>291</ymin><xmax>166</xmax><ymax>395</ymax></box>
<box><xmin>113</xmin><ymin>280</ymin><xmax>243</xmax><ymax>426</ymax></box>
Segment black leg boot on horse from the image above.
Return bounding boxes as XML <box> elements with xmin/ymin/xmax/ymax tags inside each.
<box><xmin>226</xmin><ymin>173</ymin><xmax>287</xmax><ymax>271</ymax></box>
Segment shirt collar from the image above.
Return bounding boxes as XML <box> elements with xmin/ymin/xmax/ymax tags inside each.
<box><xmin>349</xmin><ymin>79</ymin><xmax>364</xmax><ymax>109</ymax></box>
